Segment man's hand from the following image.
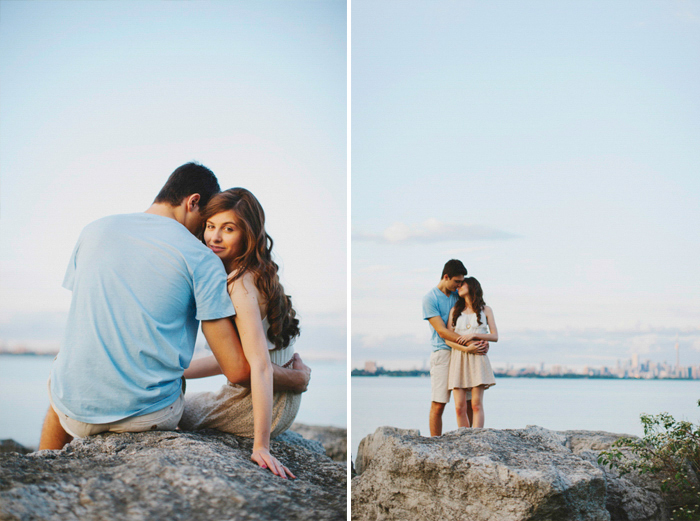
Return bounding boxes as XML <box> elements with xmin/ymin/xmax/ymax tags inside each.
<box><xmin>471</xmin><ymin>340</ymin><xmax>489</xmax><ymax>355</ymax></box>
<box><xmin>291</xmin><ymin>353</ymin><xmax>311</xmax><ymax>393</ymax></box>
<box><xmin>271</xmin><ymin>353</ymin><xmax>311</xmax><ymax>393</ymax></box>
<box><xmin>456</xmin><ymin>333</ymin><xmax>475</xmax><ymax>345</ymax></box>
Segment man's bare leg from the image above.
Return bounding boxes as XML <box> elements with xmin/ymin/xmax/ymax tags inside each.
<box><xmin>429</xmin><ymin>401</ymin><xmax>446</xmax><ymax>436</ymax></box>
<box><xmin>39</xmin><ymin>406</ymin><xmax>73</xmax><ymax>450</ymax></box>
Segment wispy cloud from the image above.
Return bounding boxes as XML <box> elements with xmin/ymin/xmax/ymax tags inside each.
<box><xmin>675</xmin><ymin>0</ymin><xmax>700</xmax><ymax>23</ymax></box>
<box><xmin>353</xmin><ymin>218</ymin><xmax>519</xmax><ymax>244</ymax></box>
<box><xmin>358</xmin><ymin>265</ymin><xmax>393</xmax><ymax>274</ymax></box>
<box><xmin>440</xmin><ymin>245</ymin><xmax>495</xmax><ymax>255</ymax></box>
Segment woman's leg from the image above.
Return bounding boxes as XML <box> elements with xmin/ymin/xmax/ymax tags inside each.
<box><xmin>453</xmin><ymin>388</ymin><xmax>470</xmax><ymax>428</ymax></box>
<box><xmin>471</xmin><ymin>386</ymin><xmax>485</xmax><ymax>428</ymax></box>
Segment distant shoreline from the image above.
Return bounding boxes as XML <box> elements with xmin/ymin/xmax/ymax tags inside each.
<box><xmin>0</xmin><ymin>352</ymin><xmax>55</xmax><ymax>357</ymax></box>
<box><xmin>351</xmin><ymin>370</ymin><xmax>698</xmax><ymax>381</ymax></box>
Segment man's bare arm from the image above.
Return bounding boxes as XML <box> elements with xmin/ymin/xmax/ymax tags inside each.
<box><xmin>201</xmin><ymin>318</ymin><xmax>251</xmax><ymax>384</ymax></box>
<box><xmin>272</xmin><ymin>354</ymin><xmax>311</xmax><ymax>392</ymax></box>
<box><xmin>445</xmin><ymin>339</ymin><xmax>489</xmax><ymax>354</ymax></box>
<box><xmin>427</xmin><ymin>316</ymin><xmax>470</xmax><ymax>345</ymax></box>
<box><xmin>185</xmin><ymin>351</ymin><xmax>311</xmax><ymax>393</ymax></box>
<box><xmin>194</xmin><ymin>318</ymin><xmax>310</xmax><ymax>393</ymax></box>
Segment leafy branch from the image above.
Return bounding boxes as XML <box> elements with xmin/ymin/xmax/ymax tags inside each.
<box><xmin>598</xmin><ymin>400</ymin><xmax>700</xmax><ymax>520</ymax></box>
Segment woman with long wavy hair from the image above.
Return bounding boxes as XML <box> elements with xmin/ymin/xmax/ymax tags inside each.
<box><xmin>445</xmin><ymin>277</ymin><xmax>498</xmax><ymax>429</ymax></box>
<box><xmin>179</xmin><ymin>188</ymin><xmax>301</xmax><ymax>479</ymax></box>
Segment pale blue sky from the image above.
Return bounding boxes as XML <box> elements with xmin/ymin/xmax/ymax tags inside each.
<box><xmin>0</xmin><ymin>0</ymin><xmax>346</xmax><ymax>359</ymax></box>
<box><xmin>352</xmin><ymin>0</ymin><xmax>700</xmax><ymax>369</ymax></box>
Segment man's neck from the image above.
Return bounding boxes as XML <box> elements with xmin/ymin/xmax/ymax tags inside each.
<box><xmin>436</xmin><ymin>279</ymin><xmax>451</xmax><ymax>296</ymax></box>
<box><xmin>145</xmin><ymin>203</ymin><xmax>185</xmax><ymax>226</ymax></box>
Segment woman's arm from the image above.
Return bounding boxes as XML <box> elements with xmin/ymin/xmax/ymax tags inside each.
<box><xmin>230</xmin><ymin>273</ymin><xmax>294</xmax><ymax>479</ymax></box>
<box><xmin>481</xmin><ymin>306</ymin><xmax>498</xmax><ymax>342</ymax></box>
<box><xmin>466</xmin><ymin>306</ymin><xmax>498</xmax><ymax>342</ymax></box>
<box><xmin>451</xmin><ymin>307</ymin><xmax>499</xmax><ymax>343</ymax></box>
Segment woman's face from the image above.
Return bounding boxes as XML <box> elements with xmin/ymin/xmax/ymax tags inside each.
<box><xmin>457</xmin><ymin>281</ymin><xmax>470</xmax><ymax>299</ymax></box>
<box><xmin>203</xmin><ymin>210</ymin><xmax>245</xmax><ymax>269</ymax></box>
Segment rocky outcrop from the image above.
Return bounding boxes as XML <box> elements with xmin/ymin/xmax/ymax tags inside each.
<box><xmin>0</xmin><ymin>429</ymin><xmax>346</xmax><ymax>521</ymax></box>
<box><xmin>352</xmin><ymin>426</ymin><xmax>667</xmax><ymax>521</ymax></box>
<box><xmin>0</xmin><ymin>440</ymin><xmax>31</xmax><ymax>455</ymax></box>
<box><xmin>291</xmin><ymin>423</ymin><xmax>347</xmax><ymax>462</ymax></box>
<box><xmin>559</xmin><ymin>430</ymin><xmax>667</xmax><ymax>521</ymax></box>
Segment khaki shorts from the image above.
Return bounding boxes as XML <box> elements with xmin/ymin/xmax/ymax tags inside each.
<box><xmin>430</xmin><ymin>349</ymin><xmax>452</xmax><ymax>404</ymax></box>
<box><xmin>48</xmin><ymin>378</ymin><xmax>185</xmax><ymax>439</ymax></box>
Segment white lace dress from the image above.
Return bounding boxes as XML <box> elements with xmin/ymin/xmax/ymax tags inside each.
<box><xmin>179</xmin><ymin>316</ymin><xmax>301</xmax><ymax>439</ymax></box>
<box><xmin>448</xmin><ymin>311</ymin><xmax>496</xmax><ymax>390</ymax></box>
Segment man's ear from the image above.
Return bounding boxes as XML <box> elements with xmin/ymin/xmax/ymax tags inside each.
<box><xmin>186</xmin><ymin>194</ymin><xmax>201</xmax><ymax>212</ymax></box>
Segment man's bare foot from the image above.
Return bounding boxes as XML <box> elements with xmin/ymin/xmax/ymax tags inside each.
<box><xmin>292</xmin><ymin>353</ymin><xmax>311</xmax><ymax>392</ymax></box>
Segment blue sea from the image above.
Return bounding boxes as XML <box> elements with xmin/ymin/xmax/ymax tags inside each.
<box><xmin>0</xmin><ymin>355</ymin><xmax>346</xmax><ymax>449</ymax></box>
<box><xmin>351</xmin><ymin>376</ymin><xmax>700</xmax><ymax>461</ymax></box>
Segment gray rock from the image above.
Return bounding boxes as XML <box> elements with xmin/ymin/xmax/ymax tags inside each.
<box><xmin>278</xmin><ymin>428</ymin><xmax>328</xmax><ymax>456</ymax></box>
<box><xmin>291</xmin><ymin>423</ymin><xmax>347</xmax><ymax>462</ymax></box>
<box><xmin>352</xmin><ymin>426</ymin><xmax>671</xmax><ymax>521</ymax></box>
<box><xmin>0</xmin><ymin>440</ymin><xmax>32</xmax><ymax>455</ymax></box>
<box><xmin>558</xmin><ymin>430</ymin><xmax>668</xmax><ymax>521</ymax></box>
<box><xmin>0</xmin><ymin>429</ymin><xmax>346</xmax><ymax>521</ymax></box>
<box><xmin>352</xmin><ymin>426</ymin><xmax>609</xmax><ymax>521</ymax></box>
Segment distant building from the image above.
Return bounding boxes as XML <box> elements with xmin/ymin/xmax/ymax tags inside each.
<box><xmin>364</xmin><ymin>361</ymin><xmax>377</xmax><ymax>374</ymax></box>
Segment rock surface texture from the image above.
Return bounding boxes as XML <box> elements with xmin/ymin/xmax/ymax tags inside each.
<box><xmin>0</xmin><ymin>429</ymin><xmax>346</xmax><ymax>521</ymax></box>
<box><xmin>291</xmin><ymin>423</ymin><xmax>347</xmax><ymax>462</ymax></box>
<box><xmin>0</xmin><ymin>441</ymin><xmax>31</xmax><ymax>456</ymax></box>
<box><xmin>352</xmin><ymin>426</ymin><xmax>667</xmax><ymax>521</ymax></box>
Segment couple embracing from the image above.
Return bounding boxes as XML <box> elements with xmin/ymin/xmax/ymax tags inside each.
<box><xmin>422</xmin><ymin>259</ymin><xmax>499</xmax><ymax>436</ymax></box>
<box><xmin>40</xmin><ymin>163</ymin><xmax>309</xmax><ymax>479</ymax></box>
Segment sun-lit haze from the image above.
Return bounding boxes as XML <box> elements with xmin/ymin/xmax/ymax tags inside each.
<box><xmin>0</xmin><ymin>1</ymin><xmax>346</xmax><ymax>360</ymax></box>
<box><xmin>352</xmin><ymin>1</ymin><xmax>700</xmax><ymax>370</ymax></box>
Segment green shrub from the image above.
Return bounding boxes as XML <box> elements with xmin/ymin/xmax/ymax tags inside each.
<box><xmin>598</xmin><ymin>400</ymin><xmax>700</xmax><ymax>520</ymax></box>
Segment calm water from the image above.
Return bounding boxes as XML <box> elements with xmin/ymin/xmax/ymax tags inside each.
<box><xmin>0</xmin><ymin>355</ymin><xmax>346</xmax><ymax>448</ymax></box>
<box><xmin>351</xmin><ymin>376</ymin><xmax>700</xmax><ymax>461</ymax></box>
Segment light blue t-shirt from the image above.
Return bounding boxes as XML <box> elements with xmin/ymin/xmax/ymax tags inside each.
<box><xmin>422</xmin><ymin>287</ymin><xmax>458</xmax><ymax>352</ymax></box>
<box><xmin>50</xmin><ymin>213</ymin><xmax>235</xmax><ymax>424</ymax></box>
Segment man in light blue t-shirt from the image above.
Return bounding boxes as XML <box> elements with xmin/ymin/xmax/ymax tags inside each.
<box><xmin>422</xmin><ymin>259</ymin><xmax>488</xmax><ymax>436</ymax></box>
<box><xmin>40</xmin><ymin>163</ymin><xmax>310</xmax><ymax>451</ymax></box>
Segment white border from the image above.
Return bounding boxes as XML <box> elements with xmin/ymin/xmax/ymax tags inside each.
<box><xmin>346</xmin><ymin>0</ymin><xmax>352</xmax><ymax>517</ymax></box>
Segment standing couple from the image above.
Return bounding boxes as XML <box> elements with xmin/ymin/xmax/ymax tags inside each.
<box><xmin>40</xmin><ymin>163</ymin><xmax>309</xmax><ymax>479</ymax></box>
<box><xmin>422</xmin><ymin>259</ymin><xmax>499</xmax><ymax>436</ymax></box>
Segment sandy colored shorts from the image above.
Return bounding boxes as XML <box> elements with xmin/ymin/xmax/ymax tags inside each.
<box><xmin>48</xmin><ymin>378</ymin><xmax>185</xmax><ymax>439</ymax></box>
<box><xmin>430</xmin><ymin>349</ymin><xmax>453</xmax><ymax>403</ymax></box>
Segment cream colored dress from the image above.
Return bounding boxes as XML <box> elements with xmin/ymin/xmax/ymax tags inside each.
<box><xmin>179</xmin><ymin>316</ymin><xmax>301</xmax><ymax>439</ymax></box>
<box><xmin>448</xmin><ymin>311</ymin><xmax>496</xmax><ymax>390</ymax></box>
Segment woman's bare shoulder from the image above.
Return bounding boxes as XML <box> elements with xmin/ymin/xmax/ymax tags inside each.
<box><xmin>228</xmin><ymin>271</ymin><xmax>261</xmax><ymax>299</ymax></box>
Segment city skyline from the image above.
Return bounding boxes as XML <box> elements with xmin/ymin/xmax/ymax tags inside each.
<box><xmin>355</xmin><ymin>350</ymin><xmax>700</xmax><ymax>380</ymax></box>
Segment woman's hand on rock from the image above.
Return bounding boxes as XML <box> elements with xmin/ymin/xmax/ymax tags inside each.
<box><xmin>251</xmin><ymin>448</ymin><xmax>296</xmax><ymax>479</ymax></box>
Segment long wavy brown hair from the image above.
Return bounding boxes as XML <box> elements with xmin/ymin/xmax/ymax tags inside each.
<box><xmin>452</xmin><ymin>277</ymin><xmax>486</xmax><ymax>328</ymax></box>
<box><xmin>202</xmin><ymin>188</ymin><xmax>300</xmax><ymax>350</ymax></box>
